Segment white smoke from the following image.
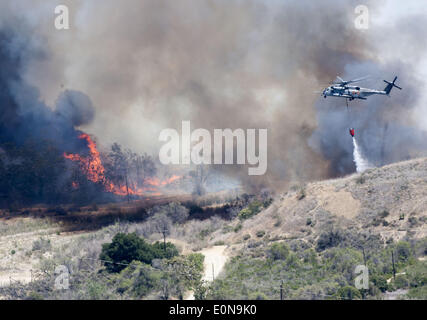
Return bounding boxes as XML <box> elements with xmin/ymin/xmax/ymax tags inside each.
<box><xmin>352</xmin><ymin>137</ymin><xmax>373</xmax><ymax>173</ymax></box>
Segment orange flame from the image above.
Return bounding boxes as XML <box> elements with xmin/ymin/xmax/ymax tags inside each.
<box><xmin>145</xmin><ymin>175</ymin><xmax>181</xmax><ymax>186</ymax></box>
<box><xmin>64</xmin><ymin>134</ymin><xmax>106</xmax><ymax>184</ymax></box>
<box><xmin>64</xmin><ymin>134</ymin><xmax>181</xmax><ymax>196</ymax></box>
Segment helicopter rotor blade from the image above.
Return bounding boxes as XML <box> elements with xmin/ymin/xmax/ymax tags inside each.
<box><xmin>346</xmin><ymin>75</ymin><xmax>371</xmax><ymax>85</ymax></box>
<box><xmin>330</xmin><ymin>76</ymin><xmax>345</xmax><ymax>85</ymax></box>
<box><xmin>332</xmin><ymin>75</ymin><xmax>370</xmax><ymax>86</ymax></box>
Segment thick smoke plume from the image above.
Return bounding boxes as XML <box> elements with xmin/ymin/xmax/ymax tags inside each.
<box><xmin>1</xmin><ymin>0</ymin><xmax>427</xmax><ymax>192</ymax></box>
<box><xmin>0</xmin><ymin>30</ymin><xmax>94</xmax><ymax>154</ymax></box>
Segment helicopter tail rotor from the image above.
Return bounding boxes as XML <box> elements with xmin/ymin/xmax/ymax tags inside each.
<box><xmin>383</xmin><ymin>76</ymin><xmax>402</xmax><ymax>95</ymax></box>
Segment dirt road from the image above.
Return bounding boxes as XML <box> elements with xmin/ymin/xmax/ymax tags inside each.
<box><xmin>199</xmin><ymin>245</ymin><xmax>228</xmax><ymax>282</ymax></box>
<box><xmin>185</xmin><ymin>245</ymin><xmax>228</xmax><ymax>300</ymax></box>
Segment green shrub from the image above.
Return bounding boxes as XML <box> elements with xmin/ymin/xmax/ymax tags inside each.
<box><xmin>406</xmin><ymin>261</ymin><xmax>427</xmax><ymax>288</ymax></box>
<box><xmin>238</xmin><ymin>200</ymin><xmax>263</xmax><ymax>220</ymax></box>
<box><xmin>337</xmin><ymin>286</ymin><xmax>362</xmax><ymax>300</ymax></box>
<box><xmin>269</xmin><ymin>243</ymin><xmax>290</xmax><ymax>260</ymax></box>
<box><xmin>161</xmin><ymin>253</ymin><xmax>205</xmax><ymax>298</ymax></box>
<box><xmin>238</xmin><ymin>208</ymin><xmax>252</xmax><ymax>220</ymax></box>
<box><xmin>406</xmin><ymin>285</ymin><xmax>427</xmax><ymax>299</ymax></box>
<box><xmin>100</xmin><ymin>233</ymin><xmax>178</xmax><ymax>272</ymax></box>
<box><xmin>26</xmin><ymin>292</ymin><xmax>44</xmax><ymax>300</ymax></box>
<box><xmin>151</xmin><ymin>242</ymin><xmax>180</xmax><ymax>259</ymax></box>
<box><xmin>87</xmin><ymin>280</ymin><xmax>108</xmax><ymax>300</ymax></box>
<box><xmin>394</xmin><ymin>275</ymin><xmax>409</xmax><ymax>289</ymax></box>
<box><xmin>115</xmin><ymin>261</ymin><xmax>161</xmax><ymax>297</ymax></box>
<box><xmin>256</xmin><ymin>230</ymin><xmax>266</xmax><ymax>238</ymax></box>
<box><xmin>249</xmin><ymin>291</ymin><xmax>268</xmax><ymax>300</ymax></box>
<box><xmin>395</xmin><ymin>241</ymin><xmax>412</xmax><ymax>263</ymax></box>
<box><xmin>316</xmin><ymin>229</ymin><xmax>344</xmax><ymax>252</ymax></box>
<box><xmin>371</xmin><ymin>275</ymin><xmax>388</xmax><ymax>292</ymax></box>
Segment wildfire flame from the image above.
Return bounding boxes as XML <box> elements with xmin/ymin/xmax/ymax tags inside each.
<box><xmin>145</xmin><ymin>175</ymin><xmax>181</xmax><ymax>186</ymax></box>
<box><xmin>64</xmin><ymin>134</ymin><xmax>180</xmax><ymax>196</ymax></box>
<box><xmin>64</xmin><ymin>133</ymin><xmax>106</xmax><ymax>184</ymax></box>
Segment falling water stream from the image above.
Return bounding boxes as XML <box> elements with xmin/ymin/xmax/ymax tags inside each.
<box><xmin>352</xmin><ymin>137</ymin><xmax>373</xmax><ymax>173</ymax></box>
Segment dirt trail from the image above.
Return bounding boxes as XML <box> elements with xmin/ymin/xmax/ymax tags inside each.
<box><xmin>185</xmin><ymin>245</ymin><xmax>228</xmax><ymax>300</ymax></box>
<box><xmin>199</xmin><ymin>245</ymin><xmax>228</xmax><ymax>282</ymax></box>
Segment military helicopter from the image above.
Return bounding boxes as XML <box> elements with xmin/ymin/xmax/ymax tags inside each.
<box><xmin>322</xmin><ymin>75</ymin><xmax>402</xmax><ymax>102</ymax></box>
<box><xmin>319</xmin><ymin>75</ymin><xmax>402</xmax><ymax>138</ymax></box>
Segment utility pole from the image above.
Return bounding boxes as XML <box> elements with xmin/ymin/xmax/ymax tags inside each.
<box><xmin>212</xmin><ymin>263</ymin><xmax>215</xmax><ymax>281</ymax></box>
<box><xmin>392</xmin><ymin>251</ymin><xmax>396</xmax><ymax>280</ymax></box>
<box><xmin>280</xmin><ymin>281</ymin><xmax>283</xmax><ymax>300</ymax></box>
<box><xmin>362</xmin><ymin>247</ymin><xmax>367</xmax><ymax>266</ymax></box>
<box><xmin>163</xmin><ymin>228</ymin><xmax>167</xmax><ymax>254</ymax></box>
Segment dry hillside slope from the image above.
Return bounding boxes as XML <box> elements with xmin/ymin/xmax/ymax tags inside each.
<box><xmin>213</xmin><ymin>157</ymin><xmax>426</xmax><ymax>248</ymax></box>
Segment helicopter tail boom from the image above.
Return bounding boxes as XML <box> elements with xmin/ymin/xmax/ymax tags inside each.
<box><xmin>383</xmin><ymin>76</ymin><xmax>402</xmax><ymax>95</ymax></box>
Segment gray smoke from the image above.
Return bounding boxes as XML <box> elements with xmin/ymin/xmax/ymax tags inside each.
<box><xmin>0</xmin><ymin>27</ymin><xmax>95</xmax><ymax>154</ymax></box>
<box><xmin>1</xmin><ymin>0</ymin><xmax>427</xmax><ymax>190</ymax></box>
<box><xmin>55</xmin><ymin>90</ymin><xmax>95</xmax><ymax>127</ymax></box>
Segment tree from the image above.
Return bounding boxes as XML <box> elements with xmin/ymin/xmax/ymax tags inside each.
<box><xmin>160</xmin><ymin>254</ymin><xmax>204</xmax><ymax>300</ymax></box>
<box><xmin>99</xmin><ymin>232</ymin><xmax>178</xmax><ymax>273</ymax></box>
<box><xmin>371</xmin><ymin>274</ymin><xmax>388</xmax><ymax>292</ymax></box>
<box><xmin>150</xmin><ymin>214</ymin><xmax>173</xmax><ymax>253</ymax></box>
<box><xmin>395</xmin><ymin>241</ymin><xmax>412</xmax><ymax>263</ymax></box>
<box><xmin>105</xmin><ymin>144</ymin><xmax>158</xmax><ymax>202</ymax></box>
<box><xmin>149</xmin><ymin>202</ymin><xmax>189</xmax><ymax>224</ymax></box>
<box><xmin>106</xmin><ymin>143</ymin><xmax>131</xmax><ymax>201</ymax></box>
<box><xmin>132</xmin><ymin>153</ymin><xmax>157</xmax><ymax>185</ymax></box>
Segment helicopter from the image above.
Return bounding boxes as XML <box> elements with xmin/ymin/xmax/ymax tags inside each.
<box><xmin>319</xmin><ymin>75</ymin><xmax>402</xmax><ymax>138</ymax></box>
<box><xmin>321</xmin><ymin>75</ymin><xmax>402</xmax><ymax>101</ymax></box>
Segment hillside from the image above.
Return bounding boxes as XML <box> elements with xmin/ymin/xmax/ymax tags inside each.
<box><xmin>213</xmin><ymin>157</ymin><xmax>426</xmax><ymax>247</ymax></box>
<box><xmin>0</xmin><ymin>158</ymin><xmax>425</xmax><ymax>300</ymax></box>
<box><xmin>201</xmin><ymin>157</ymin><xmax>426</xmax><ymax>299</ymax></box>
